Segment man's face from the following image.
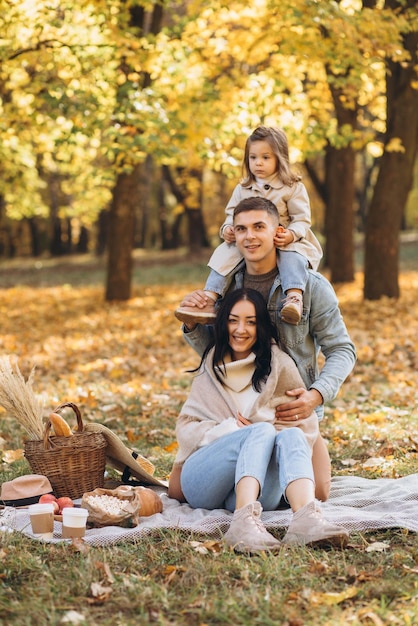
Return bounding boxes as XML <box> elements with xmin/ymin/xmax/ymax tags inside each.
<box><xmin>233</xmin><ymin>209</ymin><xmax>278</xmax><ymax>270</ymax></box>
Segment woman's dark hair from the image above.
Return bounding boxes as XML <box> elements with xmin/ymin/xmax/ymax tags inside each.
<box><xmin>194</xmin><ymin>288</ymin><xmax>279</xmax><ymax>392</ymax></box>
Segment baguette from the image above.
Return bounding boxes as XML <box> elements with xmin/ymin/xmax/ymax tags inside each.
<box><xmin>49</xmin><ymin>412</ymin><xmax>72</xmax><ymax>437</ymax></box>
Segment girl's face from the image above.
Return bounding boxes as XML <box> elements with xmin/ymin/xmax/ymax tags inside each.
<box><xmin>227</xmin><ymin>299</ymin><xmax>257</xmax><ymax>361</ymax></box>
<box><xmin>248</xmin><ymin>140</ymin><xmax>278</xmax><ymax>179</ymax></box>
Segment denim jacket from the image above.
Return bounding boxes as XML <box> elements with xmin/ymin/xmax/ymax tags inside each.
<box><xmin>183</xmin><ymin>258</ymin><xmax>356</xmax><ymax>421</ymax></box>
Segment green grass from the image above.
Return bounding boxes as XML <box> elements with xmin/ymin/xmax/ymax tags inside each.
<box><xmin>1</xmin><ymin>524</ymin><xmax>417</xmax><ymax>626</ymax></box>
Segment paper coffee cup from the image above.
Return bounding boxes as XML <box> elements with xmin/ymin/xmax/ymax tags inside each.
<box><xmin>62</xmin><ymin>507</ymin><xmax>88</xmax><ymax>538</ymax></box>
<box><xmin>29</xmin><ymin>503</ymin><xmax>54</xmax><ymax>539</ymax></box>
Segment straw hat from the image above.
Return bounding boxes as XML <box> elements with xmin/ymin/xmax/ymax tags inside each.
<box><xmin>1</xmin><ymin>474</ymin><xmax>53</xmax><ymax>507</ymax></box>
<box><xmin>84</xmin><ymin>422</ymin><xmax>167</xmax><ymax>488</ymax></box>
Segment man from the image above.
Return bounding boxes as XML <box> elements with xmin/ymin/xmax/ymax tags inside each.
<box><xmin>175</xmin><ymin>197</ymin><xmax>356</xmax><ymax>499</ymax></box>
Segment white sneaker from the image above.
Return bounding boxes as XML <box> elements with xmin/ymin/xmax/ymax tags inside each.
<box><xmin>224</xmin><ymin>502</ymin><xmax>281</xmax><ymax>554</ymax></box>
<box><xmin>283</xmin><ymin>501</ymin><xmax>349</xmax><ymax>548</ymax></box>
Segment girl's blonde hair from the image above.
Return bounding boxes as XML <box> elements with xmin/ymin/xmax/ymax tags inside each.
<box><xmin>241</xmin><ymin>126</ymin><xmax>301</xmax><ymax>188</ymax></box>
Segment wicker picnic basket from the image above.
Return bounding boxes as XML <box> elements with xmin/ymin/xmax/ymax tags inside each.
<box><xmin>24</xmin><ymin>402</ymin><xmax>107</xmax><ymax>499</ymax></box>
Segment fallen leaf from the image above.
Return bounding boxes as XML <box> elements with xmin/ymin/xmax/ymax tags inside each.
<box><xmin>340</xmin><ymin>458</ymin><xmax>358</xmax><ymax>466</ymax></box>
<box><xmin>60</xmin><ymin>610</ymin><xmax>87</xmax><ymax>624</ymax></box>
<box><xmin>357</xmin><ymin>609</ymin><xmax>385</xmax><ymax>626</ymax></box>
<box><xmin>89</xmin><ymin>581</ymin><xmax>112</xmax><ymax>603</ymax></box>
<box><xmin>309</xmin><ymin>585</ymin><xmax>358</xmax><ymax>605</ymax></box>
<box><xmin>69</xmin><ymin>538</ymin><xmax>90</xmax><ymax>554</ymax></box>
<box><xmin>160</xmin><ymin>564</ymin><xmax>185</xmax><ymax>584</ymax></box>
<box><xmin>356</xmin><ymin>567</ymin><xmax>383</xmax><ymax>581</ymax></box>
<box><xmin>1</xmin><ymin>449</ymin><xmax>24</xmax><ymax>463</ymax></box>
<box><xmin>402</xmin><ymin>564</ymin><xmax>418</xmax><ymax>574</ymax></box>
<box><xmin>189</xmin><ymin>539</ymin><xmax>223</xmax><ymax>555</ymax></box>
<box><xmin>308</xmin><ymin>560</ymin><xmax>329</xmax><ymax>575</ymax></box>
<box><xmin>94</xmin><ymin>561</ymin><xmax>115</xmax><ymax>584</ymax></box>
<box><xmin>362</xmin><ymin>457</ymin><xmax>386</xmax><ymax>468</ymax></box>
<box><xmin>365</xmin><ymin>542</ymin><xmax>390</xmax><ymax>553</ymax></box>
<box><xmin>164</xmin><ymin>441</ymin><xmax>178</xmax><ymax>453</ymax></box>
<box><xmin>126</xmin><ymin>428</ymin><xmax>136</xmax><ymax>443</ymax></box>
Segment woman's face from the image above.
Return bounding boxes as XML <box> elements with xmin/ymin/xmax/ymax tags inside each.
<box><xmin>227</xmin><ymin>299</ymin><xmax>257</xmax><ymax>361</ymax></box>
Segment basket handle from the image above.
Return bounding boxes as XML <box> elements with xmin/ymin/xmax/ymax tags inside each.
<box><xmin>41</xmin><ymin>403</ymin><xmax>84</xmax><ymax>450</ymax></box>
<box><xmin>52</xmin><ymin>402</ymin><xmax>84</xmax><ymax>432</ymax></box>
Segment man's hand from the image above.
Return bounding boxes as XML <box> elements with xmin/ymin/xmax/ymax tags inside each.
<box><xmin>179</xmin><ymin>289</ymin><xmax>209</xmax><ymax>309</ymax></box>
<box><xmin>178</xmin><ymin>290</ymin><xmax>210</xmax><ymax>331</ymax></box>
<box><xmin>274</xmin><ymin>388</ymin><xmax>323</xmax><ymax>422</ymax></box>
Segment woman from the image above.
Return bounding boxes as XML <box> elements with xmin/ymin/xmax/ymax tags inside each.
<box><xmin>168</xmin><ymin>288</ymin><xmax>348</xmax><ymax>553</ymax></box>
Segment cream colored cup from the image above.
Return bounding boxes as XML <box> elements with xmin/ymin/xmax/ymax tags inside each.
<box><xmin>62</xmin><ymin>507</ymin><xmax>88</xmax><ymax>538</ymax></box>
<box><xmin>28</xmin><ymin>503</ymin><xmax>54</xmax><ymax>539</ymax></box>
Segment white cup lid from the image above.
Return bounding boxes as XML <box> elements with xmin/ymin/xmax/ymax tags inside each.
<box><xmin>29</xmin><ymin>503</ymin><xmax>54</xmax><ymax>514</ymax></box>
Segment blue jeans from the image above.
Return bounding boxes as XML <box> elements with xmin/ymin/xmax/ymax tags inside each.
<box><xmin>180</xmin><ymin>422</ymin><xmax>314</xmax><ymax>512</ymax></box>
<box><xmin>279</xmin><ymin>250</ymin><xmax>309</xmax><ymax>294</ymax></box>
<box><xmin>204</xmin><ymin>268</ymin><xmax>226</xmax><ymax>295</ymax></box>
<box><xmin>204</xmin><ymin>250</ymin><xmax>309</xmax><ymax>296</ymax></box>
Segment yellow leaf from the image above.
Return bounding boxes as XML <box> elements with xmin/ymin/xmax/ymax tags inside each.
<box><xmin>310</xmin><ymin>585</ymin><xmax>358</xmax><ymax>605</ymax></box>
<box><xmin>164</xmin><ymin>441</ymin><xmax>178</xmax><ymax>453</ymax></box>
<box><xmin>126</xmin><ymin>428</ymin><xmax>136</xmax><ymax>443</ymax></box>
<box><xmin>160</xmin><ymin>564</ymin><xmax>185</xmax><ymax>584</ymax></box>
<box><xmin>109</xmin><ymin>368</ymin><xmax>124</xmax><ymax>379</ymax></box>
<box><xmin>2</xmin><ymin>449</ymin><xmax>24</xmax><ymax>463</ymax></box>
<box><xmin>189</xmin><ymin>539</ymin><xmax>223</xmax><ymax>555</ymax></box>
<box><xmin>385</xmin><ymin>137</ymin><xmax>405</xmax><ymax>153</ymax></box>
<box><xmin>360</xmin><ymin>411</ymin><xmax>386</xmax><ymax>424</ymax></box>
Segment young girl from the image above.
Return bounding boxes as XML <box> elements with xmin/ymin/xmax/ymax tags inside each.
<box><xmin>169</xmin><ymin>288</ymin><xmax>348</xmax><ymax>553</ymax></box>
<box><xmin>175</xmin><ymin>126</ymin><xmax>322</xmax><ymax>326</ymax></box>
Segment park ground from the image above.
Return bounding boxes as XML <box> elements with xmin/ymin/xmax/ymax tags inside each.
<box><xmin>0</xmin><ymin>240</ymin><xmax>417</xmax><ymax>626</ymax></box>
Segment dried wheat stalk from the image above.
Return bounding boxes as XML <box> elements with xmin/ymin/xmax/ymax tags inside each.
<box><xmin>0</xmin><ymin>356</ymin><xmax>44</xmax><ymax>439</ymax></box>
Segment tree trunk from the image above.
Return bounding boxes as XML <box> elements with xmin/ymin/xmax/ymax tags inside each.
<box><xmin>103</xmin><ymin>2</ymin><xmax>164</xmax><ymax>296</ymax></box>
<box><xmin>105</xmin><ymin>166</ymin><xmax>139</xmax><ymax>301</ymax></box>
<box><xmin>364</xmin><ymin>0</ymin><xmax>418</xmax><ymax>299</ymax></box>
<box><xmin>161</xmin><ymin>165</ymin><xmax>209</xmax><ymax>251</ymax></box>
<box><xmin>27</xmin><ymin>217</ymin><xmax>41</xmax><ymax>257</ymax></box>
<box><xmin>324</xmin><ymin>103</ymin><xmax>357</xmax><ymax>283</ymax></box>
<box><xmin>95</xmin><ymin>209</ymin><xmax>108</xmax><ymax>256</ymax></box>
<box><xmin>324</xmin><ymin>146</ymin><xmax>356</xmax><ymax>281</ymax></box>
<box><xmin>77</xmin><ymin>225</ymin><xmax>89</xmax><ymax>253</ymax></box>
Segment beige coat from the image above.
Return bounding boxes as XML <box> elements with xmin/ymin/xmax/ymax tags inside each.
<box><xmin>208</xmin><ymin>178</ymin><xmax>323</xmax><ymax>276</ymax></box>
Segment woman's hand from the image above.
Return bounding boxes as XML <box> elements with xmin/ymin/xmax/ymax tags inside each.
<box><xmin>236</xmin><ymin>411</ymin><xmax>251</xmax><ymax>427</ymax></box>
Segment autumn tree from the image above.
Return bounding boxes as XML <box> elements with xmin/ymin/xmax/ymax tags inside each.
<box><xmin>164</xmin><ymin>0</ymin><xmax>415</xmax><ymax>290</ymax></box>
<box><xmin>105</xmin><ymin>2</ymin><xmax>165</xmax><ymax>301</ymax></box>
<box><xmin>364</xmin><ymin>0</ymin><xmax>418</xmax><ymax>299</ymax></box>
<box><xmin>0</xmin><ymin>1</ymin><xmax>115</xmax><ymax>255</ymax></box>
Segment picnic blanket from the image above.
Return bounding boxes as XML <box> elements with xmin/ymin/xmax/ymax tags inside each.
<box><xmin>1</xmin><ymin>474</ymin><xmax>417</xmax><ymax>547</ymax></box>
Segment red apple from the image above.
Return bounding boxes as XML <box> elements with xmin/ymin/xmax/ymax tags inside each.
<box><xmin>57</xmin><ymin>496</ymin><xmax>74</xmax><ymax>513</ymax></box>
<box><xmin>39</xmin><ymin>493</ymin><xmax>59</xmax><ymax>514</ymax></box>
